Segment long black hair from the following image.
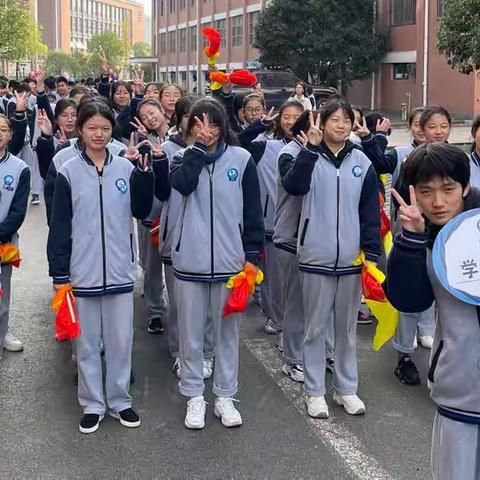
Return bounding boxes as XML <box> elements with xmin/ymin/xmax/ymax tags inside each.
<box><xmin>110</xmin><ymin>81</ymin><xmax>132</xmax><ymax>112</ymax></box>
<box><xmin>273</xmin><ymin>100</ymin><xmax>304</xmax><ymax>139</ymax></box>
<box><xmin>174</xmin><ymin>95</ymin><xmax>199</xmax><ymax>132</ymax></box>
<box><xmin>186</xmin><ymin>98</ymin><xmax>238</xmax><ymax>146</ymax></box>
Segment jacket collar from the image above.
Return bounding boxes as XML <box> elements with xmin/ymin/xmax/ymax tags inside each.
<box><xmin>169</xmin><ymin>132</ymin><xmax>187</xmax><ymax>148</ymax></box>
<box><xmin>471</xmin><ymin>149</ymin><xmax>480</xmax><ymax>168</ymax></box>
<box><xmin>319</xmin><ymin>139</ymin><xmax>355</xmax><ymax>168</ymax></box>
<box><xmin>0</xmin><ymin>151</ymin><xmax>9</xmax><ymax>164</ymax></box>
<box><xmin>205</xmin><ymin>140</ymin><xmax>227</xmax><ymax>164</ymax></box>
<box><xmin>81</xmin><ymin>150</ymin><xmax>112</xmax><ymax>168</ymax></box>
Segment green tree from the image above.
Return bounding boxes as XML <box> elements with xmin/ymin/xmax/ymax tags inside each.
<box><xmin>87</xmin><ymin>31</ymin><xmax>127</xmax><ymax>73</ymax></box>
<box><xmin>254</xmin><ymin>0</ymin><xmax>388</xmax><ymax>91</ymax></box>
<box><xmin>0</xmin><ymin>1</ymin><xmax>47</xmax><ymax>63</ymax></box>
<box><xmin>437</xmin><ymin>0</ymin><xmax>480</xmax><ymax>75</ymax></box>
<box><xmin>133</xmin><ymin>42</ymin><xmax>152</xmax><ymax>57</ymax></box>
<box><xmin>45</xmin><ymin>51</ymin><xmax>94</xmax><ymax>79</ymax></box>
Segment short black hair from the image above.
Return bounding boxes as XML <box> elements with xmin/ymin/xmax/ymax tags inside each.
<box><xmin>320</xmin><ymin>101</ymin><xmax>354</xmax><ymax>126</ymax></box>
<box><xmin>15</xmin><ymin>82</ymin><xmax>31</xmax><ymax>94</ymax></box>
<box><xmin>24</xmin><ymin>77</ymin><xmax>36</xmax><ymax>85</ymax></box>
<box><xmin>471</xmin><ymin>114</ymin><xmax>480</xmax><ymax>139</ymax></box>
<box><xmin>365</xmin><ymin>111</ymin><xmax>391</xmax><ymax>135</ymax></box>
<box><xmin>407</xmin><ymin>107</ymin><xmax>425</xmax><ymax>128</ymax></box>
<box><xmin>419</xmin><ymin>105</ymin><xmax>452</xmax><ymax>131</ymax></box>
<box><xmin>242</xmin><ymin>93</ymin><xmax>265</xmax><ymax>109</ymax></box>
<box><xmin>404</xmin><ymin>143</ymin><xmax>470</xmax><ymax>190</ymax></box>
<box><xmin>70</xmin><ymin>85</ymin><xmax>90</xmax><ymax>99</ymax></box>
<box><xmin>56</xmin><ymin>76</ymin><xmax>69</xmax><ymax>85</ymax></box>
<box><xmin>291</xmin><ymin>110</ymin><xmax>320</xmax><ymax>138</ymax></box>
<box><xmin>0</xmin><ymin>78</ymin><xmax>8</xmax><ymax>89</ymax></box>
<box><xmin>174</xmin><ymin>95</ymin><xmax>199</xmax><ymax>130</ymax></box>
<box><xmin>45</xmin><ymin>76</ymin><xmax>56</xmax><ymax>90</ymax></box>
<box><xmin>186</xmin><ymin>98</ymin><xmax>238</xmax><ymax>146</ymax></box>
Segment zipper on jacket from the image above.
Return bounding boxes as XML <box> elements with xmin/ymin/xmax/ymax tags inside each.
<box><xmin>428</xmin><ymin>340</ymin><xmax>444</xmax><ymax>383</ymax></box>
<box><xmin>208</xmin><ymin>162</ymin><xmax>216</xmax><ymax>278</ymax></box>
<box><xmin>98</xmin><ymin>169</ymin><xmax>107</xmax><ymax>290</ymax></box>
<box><xmin>263</xmin><ymin>194</ymin><xmax>269</xmax><ymax>218</ymax></box>
<box><xmin>333</xmin><ymin>168</ymin><xmax>340</xmax><ymax>272</ymax></box>
<box><xmin>129</xmin><ymin>234</ymin><xmax>134</xmax><ymax>263</ymax></box>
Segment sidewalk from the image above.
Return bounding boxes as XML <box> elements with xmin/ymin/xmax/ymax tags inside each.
<box><xmin>388</xmin><ymin>124</ymin><xmax>472</xmax><ymax>147</ymax></box>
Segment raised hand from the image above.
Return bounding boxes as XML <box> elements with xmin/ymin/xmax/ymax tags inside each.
<box><xmin>56</xmin><ymin>126</ymin><xmax>68</xmax><ymax>145</ymax></box>
<box><xmin>148</xmin><ymin>136</ymin><xmax>163</xmax><ymax>157</ymax></box>
<box><xmin>376</xmin><ymin>117</ymin><xmax>391</xmax><ymax>134</ymax></box>
<box><xmin>129</xmin><ymin>116</ymin><xmax>148</xmax><ymax>137</ymax></box>
<box><xmin>124</xmin><ymin>132</ymin><xmax>142</xmax><ymax>162</ymax></box>
<box><xmin>193</xmin><ymin>113</ymin><xmax>215</xmax><ymax>145</ymax></box>
<box><xmin>296</xmin><ymin>130</ymin><xmax>309</xmax><ymax>147</ymax></box>
<box><xmin>391</xmin><ymin>186</ymin><xmax>425</xmax><ymax>233</ymax></box>
<box><xmin>14</xmin><ymin>91</ymin><xmax>28</xmax><ymax>113</ymax></box>
<box><xmin>138</xmin><ymin>153</ymin><xmax>151</xmax><ymax>172</ymax></box>
<box><xmin>132</xmin><ymin>70</ymin><xmax>145</xmax><ymax>96</ymax></box>
<box><xmin>36</xmin><ymin>65</ymin><xmax>45</xmax><ymax>91</ymax></box>
<box><xmin>37</xmin><ymin>109</ymin><xmax>53</xmax><ymax>135</ymax></box>
<box><xmin>354</xmin><ymin>117</ymin><xmax>370</xmax><ymax>138</ymax></box>
<box><xmin>261</xmin><ymin>106</ymin><xmax>278</xmax><ymax>123</ymax></box>
<box><xmin>98</xmin><ymin>51</ymin><xmax>110</xmax><ymax>75</ymax></box>
<box><xmin>305</xmin><ymin>111</ymin><xmax>323</xmax><ymax>146</ymax></box>
<box><xmin>253</xmin><ymin>82</ymin><xmax>264</xmax><ymax>98</ymax></box>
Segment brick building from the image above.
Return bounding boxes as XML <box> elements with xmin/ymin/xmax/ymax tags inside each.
<box><xmin>154</xmin><ymin>0</ymin><xmax>267</xmax><ymax>92</ymax></box>
<box><xmin>347</xmin><ymin>0</ymin><xmax>480</xmax><ymax>118</ymax></box>
<box><xmin>38</xmin><ymin>0</ymin><xmax>144</xmax><ymax>53</ymax></box>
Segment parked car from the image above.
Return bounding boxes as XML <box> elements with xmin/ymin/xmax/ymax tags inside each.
<box><xmin>232</xmin><ymin>70</ymin><xmax>337</xmax><ymax>110</ymax></box>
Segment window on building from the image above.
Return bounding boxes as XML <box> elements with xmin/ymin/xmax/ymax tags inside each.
<box><xmin>393</xmin><ymin>63</ymin><xmax>415</xmax><ymax>80</ymax></box>
<box><xmin>215</xmin><ymin>19</ymin><xmax>226</xmax><ymax>48</ymax></box>
<box><xmin>190</xmin><ymin>25</ymin><xmax>197</xmax><ymax>51</ymax></box>
<box><xmin>231</xmin><ymin>15</ymin><xmax>243</xmax><ymax>48</ymax></box>
<box><xmin>180</xmin><ymin>0</ymin><xmax>186</xmax><ymax>9</ymax></box>
<box><xmin>191</xmin><ymin>0</ymin><xmax>195</xmax><ymax>5</ymax></box>
<box><xmin>160</xmin><ymin>0</ymin><xmax>165</xmax><ymax>16</ymax></box>
<box><xmin>169</xmin><ymin>31</ymin><xmax>176</xmax><ymax>54</ymax></box>
<box><xmin>179</xmin><ymin>28</ymin><xmax>186</xmax><ymax>53</ymax></box>
<box><xmin>170</xmin><ymin>0</ymin><xmax>176</xmax><ymax>14</ymax></box>
<box><xmin>437</xmin><ymin>0</ymin><xmax>447</xmax><ymax>16</ymax></box>
<box><xmin>391</xmin><ymin>0</ymin><xmax>416</xmax><ymax>26</ymax></box>
<box><xmin>160</xmin><ymin>33</ymin><xmax>167</xmax><ymax>55</ymax></box>
<box><xmin>248</xmin><ymin>11</ymin><xmax>259</xmax><ymax>47</ymax></box>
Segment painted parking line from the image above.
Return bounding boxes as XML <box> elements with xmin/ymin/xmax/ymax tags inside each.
<box><xmin>244</xmin><ymin>338</ymin><xmax>393</xmax><ymax>480</ymax></box>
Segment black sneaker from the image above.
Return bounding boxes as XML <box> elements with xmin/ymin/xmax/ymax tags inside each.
<box><xmin>394</xmin><ymin>356</ymin><xmax>421</xmax><ymax>385</ymax></box>
<box><xmin>357</xmin><ymin>311</ymin><xmax>372</xmax><ymax>325</ymax></box>
<box><xmin>30</xmin><ymin>194</ymin><xmax>40</xmax><ymax>206</ymax></box>
<box><xmin>109</xmin><ymin>408</ymin><xmax>141</xmax><ymax>428</ymax></box>
<box><xmin>147</xmin><ymin>317</ymin><xmax>164</xmax><ymax>334</ymax></box>
<box><xmin>326</xmin><ymin>358</ymin><xmax>335</xmax><ymax>374</ymax></box>
<box><xmin>79</xmin><ymin>413</ymin><xmax>104</xmax><ymax>434</ymax></box>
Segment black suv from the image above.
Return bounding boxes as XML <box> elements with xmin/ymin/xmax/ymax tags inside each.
<box><xmin>233</xmin><ymin>70</ymin><xmax>337</xmax><ymax>109</ymax></box>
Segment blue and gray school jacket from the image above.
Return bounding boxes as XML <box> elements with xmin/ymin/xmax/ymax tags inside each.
<box><xmin>154</xmin><ymin>135</ymin><xmax>185</xmax><ymax>264</ymax></box>
<box><xmin>385</xmin><ymin>188</ymin><xmax>480</xmax><ymax>425</ymax></box>
<box><xmin>43</xmin><ymin>139</ymin><xmax>127</xmax><ymax>225</ymax></box>
<box><xmin>47</xmin><ymin>151</ymin><xmax>154</xmax><ymax>296</ymax></box>
<box><xmin>470</xmin><ymin>150</ymin><xmax>480</xmax><ymax>189</ymax></box>
<box><xmin>273</xmin><ymin>139</ymin><xmax>304</xmax><ymax>254</ymax></box>
<box><xmin>282</xmin><ymin>140</ymin><xmax>381</xmax><ymax>275</ymax></box>
<box><xmin>0</xmin><ymin>152</ymin><xmax>30</xmax><ymax>248</ymax></box>
<box><xmin>169</xmin><ymin>142</ymin><xmax>265</xmax><ymax>282</ymax></box>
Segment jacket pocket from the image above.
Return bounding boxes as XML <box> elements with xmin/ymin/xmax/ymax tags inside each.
<box><xmin>428</xmin><ymin>340</ymin><xmax>444</xmax><ymax>383</ymax></box>
<box><xmin>300</xmin><ymin>218</ymin><xmax>309</xmax><ymax>246</ymax></box>
<box><xmin>238</xmin><ymin>223</ymin><xmax>243</xmax><ymax>236</ymax></box>
<box><xmin>263</xmin><ymin>194</ymin><xmax>269</xmax><ymax>218</ymax></box>
<box><xmin>294</xmin><ymin>213</ymin><xmax>301</xmax><ymax>238</ymax></box>
<box><xmin>175</xmin><ymin>222</ymin><xmax>184</xmax><ymax>253</ymax></box>
<box><xmin>162</xmin><ymin>215</ymin><xmax>169</xmax><ymax>241</ymax></box>
<box><xmin>129</xmin><ymin>234</ymin><xmax>134</xmax><ymax>263</ymax></box>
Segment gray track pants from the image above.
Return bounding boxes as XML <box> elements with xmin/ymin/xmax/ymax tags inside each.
<box><xmin>75</xmin><ymin>293</ymin><xmax>134</xmax><ymax>415</ymax></box>
<box><xmin>393</xmin><ymin>305</ymin><xmax>435</xmax><ymax>354</ymax></box>
<box><xmin>432</xmin><ymin>413</ymin><xmax>480</xmax><ymax>479</ymax></box>
<box><xmin>0</xmin><ymin>264</ymin><xmax>13</xmax><ymax>352</ymax></box>
<box><xmin>138</xmin><ymin>223</ymin><xmax>167</xmax><ymax>320</ymax></box>
<box><xmin>164</xmin><ymin>264</ymin><xmax>215</xmax><ymax>359</ymax></box>
<box><xmin>175</xmin><ymin>279</ymin><xmax>240</xmax><ymax>398</ymax></box>
<box><xmin>261</xmin><ymin>240</ymin><xmax>283</xmax><ymax>331</ymax></box>
<box><xmin>300</xmin><ymin>272</ymin><xmax>361</xmax><ymax>397</ymax></box>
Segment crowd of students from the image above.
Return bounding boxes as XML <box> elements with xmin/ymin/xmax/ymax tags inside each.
<box><xmin>0</xmin><ymin>65</ymin><xmax>479</xmax><ymax>479</ymax></box>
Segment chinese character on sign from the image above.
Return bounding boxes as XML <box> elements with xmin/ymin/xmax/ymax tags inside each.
<box><xmin>461</xmin><ymin>259</ymin><xmax>479</xmax><ymax>279</ymax></box>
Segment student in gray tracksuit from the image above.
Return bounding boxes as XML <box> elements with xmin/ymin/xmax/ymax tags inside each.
<box><xmin>282</xmin><ymin>105</ymin><xmax>381</xmax><ymax>418</ymax></box>
<box><xmin>241</xmin><ymin>101</ymin><xmax>304</xmax><ymax>335</ymax></box>
<box><xmin>361</xmin><ymin>107</ymin><xmax>438</xmax><ymax>385</ymax></box>
<box><xmin>385</xmin><ymin>143</ymin><xmax>480</xmax><ymax>480</ymax></box>
<box><xmin>154</xmin><ymin>96</ymin><xmax>215</xmax><ymax>377</ymax></box>
<box><xmin>169</xmin><ymin>99</ymin><xmax>264</xmax><ymax>429</ymax></box>
<box><xmin>47</xmin><ymin>100</ymin><xmax>153</xmax><ymax>434</ymax></box>
<box><xmin>274</xmin><ymin>112</ymin><xmax>335</xmax><ymax>383</ymax></box>
<box><xmin>0</xmin><ymin>115</ymin><xmax>30</xmax><ymax>358</ymax></box>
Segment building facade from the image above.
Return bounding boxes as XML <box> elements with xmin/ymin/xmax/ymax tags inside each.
<box><xmin>38</xmin><ymin>0</ymin><xmax>144</xmax><ymax>53</ymax></box>
<box><xmin>347</xmin><ymin>0</ymin><xmax>480</xmax><ymax>118</ymax></box>
<box><xmin>154</xmin><ymin>0</ymin><xmax>267</xmax><ymax>92</ymax></box>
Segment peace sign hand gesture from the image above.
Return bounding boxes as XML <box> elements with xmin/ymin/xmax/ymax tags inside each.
<box><xmin>37</xmin><ymin>108</ymin><xmax>53</xmax><ymax>136</ymax></box>
<box><xmin>261</xmin><ymin>107</ymin><xmax>278</xmax><ymax>123</ymax></box>
<box><xmin>14</xmin><ymin>91</ymin><xmax>28</xmax><ymax>113</ymax></box>
<box><xmin>194</xmin><ymin>113</ymin><xmax>215</xmax><ymax>146</ymax></box>
<box><xmin>98</xmin><ymin>51</ymin><xmax>110</xmax><ymax>75</ymax></box>
<box><xmin>391</xmin><ymin>186</ymin><xmax>425</xmax><ymax>233</ymax></box>
<box><xmin>354</xmin><ymin>117</ymin><xmax>370</xmax><ymax>138</ymax></box>
<box><xmin>129</xmin><ymin>116</ymin><xmax>148</xmax><ymax>138</ymax></box>
<box><xmin>138</xmin><ymin>153</ymin><xmax>151</xmax><ymax>172</ymax></box>
<box><xmin>133</xmin><ymin>70</ymin><xmax>145</xmax><ymax>96</ymax></box>
<box><xmin>303</xmin><ymin>111</ymin><xmax>323</xmax><ymax>147</ymax></box>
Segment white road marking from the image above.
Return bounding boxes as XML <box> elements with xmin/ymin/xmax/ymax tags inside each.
<box><xmin>244</xmin><ymin>338</ymin><xmax>393</xmax><ymax>480</ymax></box>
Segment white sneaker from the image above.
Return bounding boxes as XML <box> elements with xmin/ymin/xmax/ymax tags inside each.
<box><xmin>185</xmin><ymin>396</ymin><xmax>206</xmax><ymax>429</ymax></box>
<box><xmin>173</xmin><ymin>357</ymin><xmax>182</xmax><ymax>378</ymax></box>
<box><xmin>203</xmin><ymin>358</ymin><xmax>213</xmax><ymax>379</ymax></box>
<box><xmin>264</xmin><ymin>323</ymin><xmax>279</xmax><ymax>335</ymax></box>
<box><xmin>418</xmin><ymin>335</ymin><xmax>434</xmax><ymax>349</ymax></box>
<box><xmin>413</xmin><ymin>336</ymin><xmax>418</xmax><ymax>349</ymax></box>
<box><xmin>214</xmin><ymin>397</ymin><xmax>243</xmax><ymax>427</ymax></box>
<box><xmin>282</xmin><ymin>363</ymin><xmax>304</xmax><ymax>383</ymax></box>
<box><xmin>333</xmin><ymin>392</ymin><xmax>366</xmax><ymax>415</ymax></box>
<box><xmin>3</xmin><ymin>332</ymin><xmax>24</xmax><ymax>352</ymax></box>
<box><xmin>305</xmin><ymin>395</ymin><xmax>329</xmax><ymax>418</ymax></box>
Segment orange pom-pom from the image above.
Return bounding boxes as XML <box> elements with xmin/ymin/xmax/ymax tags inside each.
<box><xmin>229</xmin><ymin>70</ymin><xmax>257</xmax><ymax>87</ymax></box>
<box><xmin>209</xmin><ymin>71</ymin><xmax>229</xmax><ymax>85</ymax></box>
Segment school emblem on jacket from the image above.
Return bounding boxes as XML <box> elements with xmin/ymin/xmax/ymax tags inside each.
<box><xmin>115</xmin><ymin>178</ymin><xmax>128</xmax><ymax>194</ymax></box>
<box><xmin>352</xmin><ymin>165</ymin><xmax>362</xmax><ymax>178</ymax></box>
<box><xmin>227</xmin><ymin>168</ymin><xmax>239</xmax><ymax>181</ymax></box>
<box><xmin>3</xmin><ymin>175</ymin><xmax>14</xmax><ymax>191</ymax></box>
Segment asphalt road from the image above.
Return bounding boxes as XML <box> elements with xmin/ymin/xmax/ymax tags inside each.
<box><xmin>0</xmin><ymin>202</ymin><xmax>435</xmax><ymax>480</ymax></box>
